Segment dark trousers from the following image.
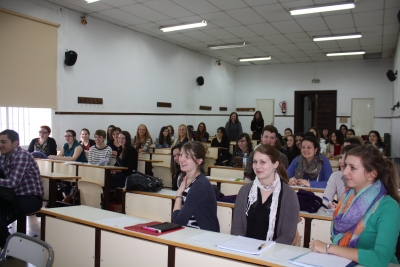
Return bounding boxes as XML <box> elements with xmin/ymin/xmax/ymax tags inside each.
<box><xmin>0</xmin><ymin>195</ymin><xmax>42</xmax><ymax>248</ymax></box>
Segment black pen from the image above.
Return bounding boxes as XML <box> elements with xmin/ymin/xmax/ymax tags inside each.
<box><xmin>258</xmin><ymin>243</ymin><xmax>265</xmax><ymax>250</ymax></box>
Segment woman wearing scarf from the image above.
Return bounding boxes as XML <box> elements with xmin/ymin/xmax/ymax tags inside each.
<box><xmin>310</xmin><ymin>145</ymin><xmax>400</xmax><ymax>266</ymax></box>
<box><xmin>287</xmin><ymin>136</ymin><xmax>333</xmax><ymax>188</ymax></box>
<box><xmin>231</xmin><ymin>144</ymin><xmax>299</xmax><ymax>244</ymax></box>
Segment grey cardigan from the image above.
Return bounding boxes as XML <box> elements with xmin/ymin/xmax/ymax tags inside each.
<box><xmin>231</xmin><ymin>181</ymin><xmax>300</xmax><ymax>245</ymax></box>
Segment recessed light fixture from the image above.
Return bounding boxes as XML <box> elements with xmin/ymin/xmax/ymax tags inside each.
<box><xmin>85</xmin><ymin>0</ymin><xmax>101</xmax><ymax>3</ymax></box>
<box><xmin>159</xmin><ymin>20</ymin><xmax>207</xmax><ymax>32</ymax></box>
<box><xmin>326</xmin><ymin>51</ymin><xmax>365</xmax><ymax>56</ymax></box>
<box><xmin>313</xmin><ymin>33</ymin><xmax>362</xmax><ymax>42</ymax></box>
<box><xmin>208</xmin><ymin>42</ymin><xmax>247</xmax><ymax>50</ymax></box>
<box><xmin>289</xmin><ymin>1</ymin><xmax>355</xmax><ymax>15</ymax></box>
<box><xmin>239</xmin><ymin>56</ymin><xmax>271</xmax><ymax>62</ymax></box>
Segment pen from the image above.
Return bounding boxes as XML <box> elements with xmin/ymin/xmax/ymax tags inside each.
<box><xmin>142</xmin><ymin>226</ymin><xmax>161</xmax><ymax>233</ymax></box>
<box><xmin>323</xmin><ymin>196</ymin><xmax>332</xmax><ymax>205</ymax></box>
<box><xmin>258</xmin><ymin>243</ymin><xmax>265</xmax><ymax>250</ymax></box>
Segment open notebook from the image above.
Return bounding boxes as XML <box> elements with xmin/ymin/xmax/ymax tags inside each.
<box><xmin>217</xmin><ymin>236</ymin><xmax>275</xmax><ymax>255</ymax></box>
<box><xmin>289</xmin><ymin>252</ymin><xmax>356</xmax><ymax>267</ymax></box>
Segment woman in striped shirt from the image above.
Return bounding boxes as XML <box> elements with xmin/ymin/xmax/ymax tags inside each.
<box><xmin>88</xmin><ymin>130</ymin><xmax>112</xmax><ymax>165</ymax></box>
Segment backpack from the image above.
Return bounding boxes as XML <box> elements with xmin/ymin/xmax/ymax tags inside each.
<box><xmin>125</xmin><ymin>171</ymin><xmax>163</xmax><ymax>192</ymax></box>
<box><xmin>297</xmin><ymin>189</ymin><xmax>322</xmax><ymax>213</ymax></box>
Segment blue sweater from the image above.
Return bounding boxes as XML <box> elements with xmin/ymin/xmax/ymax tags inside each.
<box><xmin>286</xmin><ymin>155</ymin><xmax>332</xmax><ymax>188</ymax></box>
<box><xmin>172</xmin><ymin>173</ymin><xmax>220</xmax><ymax>232</ymax></box>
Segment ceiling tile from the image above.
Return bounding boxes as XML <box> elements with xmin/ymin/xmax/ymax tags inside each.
<box><xmin>182</xmin><ymin>31</ymin><xmax>218</xmax><ymax>42</ymax></box>
<box><xmin>225</xmin><ymin>26</ymin><xmax>258</xmax><ymax>38</ymax></box>
<box><xmin>336</xmin><ymin>39</ymin><xmax>361</xmax><ymax>48</ymax></box>
<box><xmin>132</xmin><ymin>22</ymin><xmax>162</xmax><ymax>33</ymax></box>
<box><xmin>359</xmin><ymin>37</ymin><xmax>382</xmax><ymax>47</ymax></box>
<box><xmin>90</xmin><ymin>13</ymin><xmax>129</xmax><ymax>27</ymax></box>
<box><xmin>154</xmin><ymin>19</ymin><xmax>181</xmax><ymax>26</ymax></box>
<box><xmin>258</xmin><ymin>44</ymin><xmax>282</xmax><ymax>52</ymax></box>
<box><xmin>160</xmin><ymin>33</ymin><xmax>199</xmax><ymax>43</ymax></box>
<box><xmin>98</xmin><ymin>9</ymin><xmax>148</xmax><ymax>25</ymax></box>
<box><xmin>128</xmin><ymin>26</ymin><xmax>159</xmax><ymax>36</ymax></box>
<box><xmin>316</xmin><ymin>41</ymin><xmax>340</xmax><ymax>49</ymax></box>
<box><xmin>353</xmin><ymin>10</ymin><xmax>384</xmax><ymax>27</ymax></box>
<box><xmin>247</xmin><ymin>23</ymin><xmax>280</xmax><ymax>36</ymax></box>
<box><xmin>201</xmin><ymin>12</ymin><xmax>242</xmax><ymax>27</ymax></box>
<box><xmin>286</xmin><ymin>50</ymin><xmax>307</xmax><ymax>57</ymax></box>
<box><xmin>202</xmin><ymin>28</ymin><xmax>238</xmax><ymax>39</ymax></box>
<box><xmin>207</xmin><ymin>0</ymin><xmax>248</xmax><ymax>10</ymax></box>
<box><xmin>61</xmin><ymin>0</ymin><xmax>113</xmax><ymax>12</ymax></box>
<box><xmin>122</xmin><ymin>4</ymin><xmax>171</xmax><ymax>21</ymax></box>
<box><xmin>244</xmin><ymin>36</ymin><xmax>270</xmax><ymax>45</ymax></box>
<box><xmin>383</xmin><ymin>24</ymin><xmax>400</xmax><ymax>36</ymax></box>
<box><xmin>280</xmin><ymin>0</ymin><xmax>314</xmax><ymax>9</ymax></box>
<box><xmin>99</xmin><ymin>0</ymin><xmax>137</xmax><ymax>8</ymax></box>
<box><xmin>295</xmin><ymin>42</ymin><xmax>320</xmax><ymax>51</ymax></box>
<box><xmin>309</xmin><ymin>56</ymin><xmax>329</xmax><ymax>62</ymax></box>
<box><xmin>352</xmin><ymin>0</ymin><xmax>384</xmax><ymax>13</ymax></box>
<box><xmin>354</xmin><ymin>25</ymin><xmax>382</xmax><ymax>37</ymax></box>
<box><xmin>278</xmin><ymin>58</ymin><xmax>298</xmax><ymax>63</ymax></box>
<box><xmin>182</xmin><ymin>42</ymin><xmax>209</xmax><ymax>50</ymax></box>
<box><xmin>142</xmin><ymin>1</ymin><xmax>195</xmax><ymax>18</ymax></box>
<box><xmin>323</xmin><ymin>14</ymin><xmax>355</xmax><ymax>30</ymax></box>
<box><xmin>276</xmin><ymin>43</ymin><xmax>300</xmax><ymax>51</ymax></box>
<box><xmin>285</xmin><ymin>32</ymin><xmax>312</xmax><ymax>43</ymax></box>
<box><xmin>271</xmin><ymin>20</ymin><xmax>303</xmax><ymax>33</ymax></box>
<box><xmin>254</xmin><ymin>4</ymin><xmax>293</xmax><ymax>22</ymax></box>
<box><xmin>384</xmin><ymin>8</ymin><xmax>400</xmax><ymax>24</ymax></box>
<box><xmin>296</xmin><ymin>17</ymin><xmax>329</xmax><ymax>31</ymax></box>
<box><xmin>384</xmin><ymin>0</ymin><xmax>400</xmax><ymax>9</ymax></box>
<box><xmin>295</xmin><ymin>57</ymin><xmax>313</xmax><ymax>63</ymax></box>
<box><xmin>225</xmin><ymin>7</ymin><xmax>266</xmax><ymax>24</ymax></box>
<box><xmin>239</xmin><ymin>46</ymin><xmax>265</xmax><ymax>53</ymax></box>
<box><xmin>304</xmin><ymin>50</ymin><xmax>325</xmax><ymax>56</ymax></box>
<box><xmin>170</xmin><ymin>0</ymin><xmax>221</xmax><ymax>14</ymax></box>
<box><xmin>266</xmin><ymin>34</ymin><xmax>291</xmax><ymax>44</ymax></box>
<box><xmin>243</xmin><ymin>0</ymin><xmax>278</xmax><ymax>6</ymax></box>
<box><xmin>382</xmin><ymin>35</ymin><xmax>398</xmax><ymax>46</ymax></box>
<box><xmin>362</xmin><ymin>46</ymin><xmax>383</xmax><ymax>53</ymax></box>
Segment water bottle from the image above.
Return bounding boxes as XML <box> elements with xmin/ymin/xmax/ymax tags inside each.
<box><xmin>155</xmin><ymin>138</ymin><xmax>159</xmax><ymax>148</ymax></box>
<box><xmin>243</xmin><ymin>153</ymin><xmax>248</xmax><ymax>168</ymax></box>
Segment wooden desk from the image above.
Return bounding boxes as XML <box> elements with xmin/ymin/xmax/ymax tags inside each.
<box><xmin>40</xmin><ymin>172</ymin><xmax>81</xmax><ymax>208</ymax></box>
<box><xmin>138</xmin><ymin>159</ymin><xmax>162</xmax><ymax>176</ymax></box>
<box><xmin>40</xmin><ymin>205</ymin><xmax>312</xmax><ymax>267</ymax></box>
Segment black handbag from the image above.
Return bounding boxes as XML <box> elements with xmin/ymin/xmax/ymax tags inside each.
<box><xmin>297</xmin><ymin>189</ymin><xmax>322</xmax><ymax>213</ymax></box>
<box><xmin>125</xmin><ymin>171</ymin><xmax>163</xmax><ymax>192</ymax></box>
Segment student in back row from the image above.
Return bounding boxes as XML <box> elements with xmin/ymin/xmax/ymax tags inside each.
<box><xmin>88</xmin><ymin>130</ymin><xmax>112</xmax><ymax>165</ymax></box>
<box><xmin>28</xmin><ymin>125</ymin><xmax>57</xmax><ymax>156</ymax></box>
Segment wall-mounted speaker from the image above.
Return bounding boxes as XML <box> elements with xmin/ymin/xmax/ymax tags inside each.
<box><xmin>386</xmin><ymin>70</ymin><xmax>397</xmax><ymax>82</ymax></box>
<box><xmin>64</xmin><ymin>50</ymin><xmax>78</xmax><ymax>66</ymax></box>
<box><xmin>196</xmin><ymin>76</ymin><xmax>204</xmax><ymax>86</ymax></box>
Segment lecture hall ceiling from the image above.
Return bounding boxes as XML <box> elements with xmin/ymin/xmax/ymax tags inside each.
<box><xmin>44</xmin><ymin>0</ymin><xmax>400</xmax><ymax>65</ymax></box>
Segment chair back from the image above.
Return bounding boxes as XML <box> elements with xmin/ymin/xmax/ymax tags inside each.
<box><xmin>0</xmin><ymin>232</ymin><xmax>54</xmax><ymax>267</ymax></box>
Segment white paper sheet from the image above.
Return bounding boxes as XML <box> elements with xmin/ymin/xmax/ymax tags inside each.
<box><xmin>217</xmin><ymin>236</ymin><xmax>275</xmax><ymax>255</ymax></box>
<box><xmin>186</xmin><ymin>232</ymin><xmax>234</xmax><ymax>247</ymax></box>
<box><xmin>263</xmin><ymin>248</ymin><xmax>307</xmax><ymax>266</ymax></box>
<box><xmin>95</xmin><ymin>216</ymin><xmax>147</xmax><ymax>228</ymax></box>
<box><xmin>289</xmin><ymin>252</ymin><xmax>352</xmax><ymax>267</ymax></box>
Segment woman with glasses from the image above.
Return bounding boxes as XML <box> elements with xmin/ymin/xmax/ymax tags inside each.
<box><xmin>231</xmin><ymin>133</ymin><xmax>253</xmax><ymax>167</ymax></box>
<box><xmin>48</xmin><ymin>130</ymin><xmax>87</xmax><ymax>162</ymax></box>
<box><xmin>211</xmin><ymin>127</ymin><xmax>231</xmax><ymax>164</ymax></box>
<box><xmin>28</xmin><ymin>125</ymin><xmax>57</xmax><ymax>156</ymax></box>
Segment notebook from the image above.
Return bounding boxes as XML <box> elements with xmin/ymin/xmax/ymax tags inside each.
<box><xmin>289</xmin><ymin>252</ymin><xmax>357</xmax><ymax>267</ymax></box>
<box><xmin>217</xmin><ymin>236</ymin><xmax>275</xmax><ymax>255</ymax></box>
<box><xmin>141</xmin><ymin>222</ymin><xmax>183</xmax><ymax>233</ymax></box>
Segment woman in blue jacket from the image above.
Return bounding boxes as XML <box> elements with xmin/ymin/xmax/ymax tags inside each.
<box><xmin>287</xmin><ymin>136</ymin><xmax>332</xmax><ymax>188</ymax></box>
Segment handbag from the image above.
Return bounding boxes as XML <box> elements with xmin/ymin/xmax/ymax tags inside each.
<box><xmin>297</xmin><ymin>189</ymin><xmax>322</xmax><ymax>213</ymax></box>
<box><xmin>125</xmin><ymin>171</ymin><xmax>163</xmax><ymax>192</ymax></box>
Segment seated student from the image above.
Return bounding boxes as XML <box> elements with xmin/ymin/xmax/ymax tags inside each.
<box><xmin>324</xmin><ymin>130</ymin><xmax>344</xmax><ymax>159</ymax></box>
<box><xmin>231</xmin><ymin>133</ymin><xmax>253</xmax><ymax>167</ymax></box>
<box><xmin>211</xmin><ymin>127</ymin><xmax>231</xmax><ymax>164</ymax></box>
<box><xmin>364</xmin><ymin>130</ymin><xmax>386</xmax><ymax>155</ymax></box>
<box><xmin>113</xmin><ymin>131</ymin><xmax>138</xmax><ymax>188</ymax></box>
<box><xmin>343</xmin><ymin>136</ymin><xmax>363</xmax><ymax>146</ymax></box>
<box><xmin>193</xmin><ymin>122</ymin><xmax>209</xmax><ymax>143</ymax></box>
<box><xmin>28</xmin><ymin>125</ymin><xmax>57</xmax><ymax>156</ymax></box>
<box><xmin>310</xmin><ymin>145</ymin><xmax>400</xmax><ymax>266</ymax></box>
<box><xmin>172</xmin><ymin>124</ymin><xmax>190</xmax><ymax>146</ymax></box>
<box><xmin>48</xmin><ymin>129</ymin><xmax>87</xmax><ymax>162</ymax></box>
<box><xmin>339</xmin><ymin>124</ymin><xmax>348</xmax><ymax>137</ymax></box>
<box><xmin>285</xmin><ymin>134</ymin><xmax>300</xmax><ymax>164</ymax></box>
<box><xmin>107</xmin><ymin>127</ymin><xmax>121</xmax><ymax>157</ymax></box>
<box><xmin>321</xmin><ymin>128</ymin><xmax>330</xmax><ymax>144</ymax></box>
<box><xmin>231</xmin><ymin>144</ymin><xmax>299</xmax><ymax>245</ymax></box>
<box><xmin>133</xmin><ymin>124</ymin><xmax>153</xmax><ymax>153</ymax></box>
<box><xmin>172</xmin><ymin>141</ymin><xmax>219</xmax><ymax>232</ymax></box>
<box><xmin>167</xmin><ymin>125</ymin><xmax>175</xmax><ymax>142</ymax></box>
<box><xmin>323</xmin><ymin>144</ymin><xmax>359</xmax><ymax>208</ymax></box>
<box><xmin>0</xmin><ymin>130</ymin><xmax>44</xmax><ymax>248</ymax></box>
<box><xmin>88</xmin><ymin>130</ymin><xmax>112</xmax><ymax>165</ymax></box>
<box><xmin>346</xmin><ymin>128</ymin><xmax>355</xmax><ymax>138</ymax></box>
<box><xmin>294</xmin><ymin>132</ymin><xmax>305</xmax><ymax>150</ymax></box>
<box><xmin>156</xmin><ymin>126</ymin><xmax>172</xmax><ymax>148</ymax></box>
<box><xmin>187</xmin><ymin>125</ymin><xmax>194</xmax><ymax>140</ymax></box>
<box><xmin>170</xmin><ymin>144</ymin><xmax>183</xmax><ymax>191</ymax></box>
<box><xmin>250</xmin><ymin>111</ymin><xmax>264</xmax><ymax>140</ymax></box>
<box><xmin>106</xmin><ymin>124</ymin><xmax>115</xmax><ymax>145</ymax></box>
<box><xmin>287</xmin><ymin>136</ymin><xmax>333</xmax><ymax>188</ymax></box>
<box><xmin>79</xmin><ymin>128</ymin><xmax>95</xmax><ymax>158</ymax></box>
<box><xmin>308</xmin><ymin>126</ymin><xmax>320</xmax><ymax>141</ymax></box>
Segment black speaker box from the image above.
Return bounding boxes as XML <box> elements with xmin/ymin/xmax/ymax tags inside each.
<box><xmin>197</xmin><ymin>76</ymin><xmax>204</xmax><ymax>86</ymax></box>
<box><xmin>386</xmin><ymin>70</ymin><xmax>397</xmax><ymax>82</ymax></box>
<box><xmin>64</xmin><ymin>50</ymin><xmax>78</xmax><ymax>66</ymax></box>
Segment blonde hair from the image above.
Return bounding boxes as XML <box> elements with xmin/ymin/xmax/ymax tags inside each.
<box><xmin>135</xmin><ymin>124</ymin><xmax>153</xmax><ymax>146</ymax></box>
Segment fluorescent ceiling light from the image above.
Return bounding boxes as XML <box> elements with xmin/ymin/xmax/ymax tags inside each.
<box><xmin>239</xmin><ymin>57</ymin><xmax>271</xmax><ymax>62</ymax></box>
<box><xmin>208</xmin><ymin>42</ymin><xmax>246</xmax><ymax>50</ymax></box>
<box><xmin>290</xmin><ymin>1</ymin><xmax>355</xmax><ymax>15</ymax></box>
<box><xmin>85</xmin><ymin>0</ymin><xmax>101</xmax><ymax>3</ymax></box>
<box><xmin>159</xmin><ymin>20</ymin><xmax>207</xmax><ymax>32</ymax></box>
<box><xmin>326</xmin><ymin>51</ymin><xmax>365</xmax><ymax>56</ymax></box>
<box><xmin>313</xmin><ymin>33</ymin><xmax>362</xmax><ymax>42</ymax></box>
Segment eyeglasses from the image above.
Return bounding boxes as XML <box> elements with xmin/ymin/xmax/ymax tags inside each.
<box><xmin>237</xmin><ymin>139</ymin><xmax>246</xmax><ymax>143</ymax></box>
<box><xmin>217</xmin><ymin>131</ymin><xmax>222</xmax><ymax>134</ymax></box>
<box><xmin>39</xmin><ymin>131</ymin><xmax>48</xmax><ymax>134</ymax></box>
<box><xmin>64</xmin><ymin>135</ymin><xmax>73</xmax><ymax>138</ymax></box>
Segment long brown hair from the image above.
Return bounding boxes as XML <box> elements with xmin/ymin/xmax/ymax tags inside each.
<box><xmin>159</xmin><ymin>126</ymin><xmax>172</xmax><ymax>146</ymax></box>
<box><xmin>194</xmin><ymin>122</ymin><xmax>207</xmax><ymax>141</ymax></box>
<box><xmin>135</xmin><ymin>124</ymin><xmax>153</xmax><ymax>147</ymax></box>
<box><xmin>181</xmin><ymin>141</ymin><xmax>208</xmax><ymax>174</ymax></box>
<box><xmin>119</xmin><ymin>131</ymin><xmax>132</xmax><ymax>158</ymax></box>
<box><xmin>346</xmin><ymin>145</ymin><xmax>400</xmax><ymax>204</ymax></box>
<box><xmin>252</xmin><ymin>144</ymin><xmax>289</xmax><ymax>183</ymax></box>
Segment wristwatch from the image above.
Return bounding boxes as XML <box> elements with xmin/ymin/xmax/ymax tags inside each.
<box><xmin>326</xmin><ymin>244</ymin><xmax>331</xmax><ymax>254</ymax></box>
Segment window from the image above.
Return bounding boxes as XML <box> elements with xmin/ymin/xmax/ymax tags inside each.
<box><xmin>0</xmin><ymin>107</ymin><xmax>52</xmax><ymax>146</ymax></box>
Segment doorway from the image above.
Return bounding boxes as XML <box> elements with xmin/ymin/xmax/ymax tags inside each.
<box><xmin>294</xmin><ymin>90</ymin><xmax>337</xmax><ymax>134</ymax></box>
<box><xmin>351</xmin><ymin>98</ymin><xmax>374</xmax><ymax>136</ymax></box>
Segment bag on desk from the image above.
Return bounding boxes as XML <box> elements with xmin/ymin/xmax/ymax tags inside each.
<box><xmin>297</xmin><ymin>189</ymin><xmax>322</xmax><ymax>213</ymax></box>
<box><xmin>125</xmin><ymin>171</ymin><xmax>163</xmax><ymax>192</ymax></box>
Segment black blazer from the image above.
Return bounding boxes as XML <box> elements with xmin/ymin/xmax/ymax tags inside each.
<box><xmin>115</xmin><ymin>146</ymin><xmax>138</xmax><ymax>177</ymax></box>
<box><xmin>28</xmin><ymin>137</ymin><xmax>57</xmax><ymax>156</ymax></box>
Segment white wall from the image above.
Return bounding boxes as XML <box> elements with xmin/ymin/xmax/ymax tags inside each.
<box><xmin>235</xmin><ymin>59</ymin><xmax>394</xmax><ymax>137</ymax></box>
